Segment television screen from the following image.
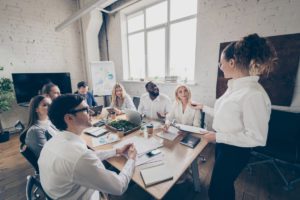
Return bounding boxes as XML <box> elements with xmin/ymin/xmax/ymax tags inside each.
<box><xmin>12</xmin><ymin>73</ymin><xmax>72</xmax><ymax>104</ymax></box>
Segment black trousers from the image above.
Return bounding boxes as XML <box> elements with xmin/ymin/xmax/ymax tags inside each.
<box><xmin>208</xmin><ymin>143</ymin><xmax>251</xmax><ymax>200</ymax></box>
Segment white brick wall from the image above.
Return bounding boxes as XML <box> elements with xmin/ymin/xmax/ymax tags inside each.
<box><xmin>0</xmin><ymin>0</ymin><xmax>85</xmax><ymax>128</ymax></box>
<box><xmin>107</xmin><ymin>0</ymin><xmax>300</xmax><ymax>127</ymax></box>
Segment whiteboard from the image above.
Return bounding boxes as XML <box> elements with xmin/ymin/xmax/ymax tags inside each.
<box><xmin>90</xmin><ymin>61</ymin><xmax>116</xmax><ymax>96</ymax></box>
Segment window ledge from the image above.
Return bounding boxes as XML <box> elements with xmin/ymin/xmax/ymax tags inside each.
<box><xmin>121</xmin><ymin>80</ymin><xmax>197</xmax><ymax>86</ymax></box>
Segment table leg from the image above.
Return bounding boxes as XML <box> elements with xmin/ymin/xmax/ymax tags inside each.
<box><xmin>191</xmin><ymin>158</ymin><xmax>201</xmax><ymax>192</ymax></box>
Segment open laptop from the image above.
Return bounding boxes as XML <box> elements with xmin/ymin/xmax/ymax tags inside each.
<box><xmin>90</xmin><ymin>105</ymin><xmax>103</xmax><ymax>116</ymax></box>
<box><xmin>125</xmin><ymin>110</ymin><xmax>142</xmax><ymax>126</ymax></box>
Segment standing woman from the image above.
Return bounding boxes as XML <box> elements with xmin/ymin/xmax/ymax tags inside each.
<box><xmin>195</xmin><ymin>33</ymin><xmax>277</xmax><ymax>200</ymax></box>
<box><xmin>164</xmin><ymin>84</ymin><xmax>200</xmax><ymax>131</ymax></box>
<box><xmin>23</xmin><ymin>95</ymin><xmax>58</xmax><ymax>158</ymax></box>
<box><xmin>110</xmin><ymin>83</ymin><xmax>136</xmax><ymax>115</ymax></box>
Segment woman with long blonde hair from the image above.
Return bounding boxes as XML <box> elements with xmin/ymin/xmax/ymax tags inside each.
<box><xmin>110</xmin><ymin>83</ymin><xmax>136</xmax><ymax>115</ymax></box>
<box><xmin>164</xmin><ymin>84</ymin><xmax>200</xmax><ymax>131</ymax></box>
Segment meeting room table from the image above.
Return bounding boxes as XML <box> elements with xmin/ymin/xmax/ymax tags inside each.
<box><xmin>81</xmin><ymin>108</ymin><xmax>208</xmax><ymax>200</ymax></box>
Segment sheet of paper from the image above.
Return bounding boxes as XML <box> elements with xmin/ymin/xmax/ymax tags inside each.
<box><xmin>114</xmin><ymin>136</ymin><xmax>163</xmax><ymax>156</ymax></box>
<box><xmin>92</xmin><ymin>133</ymin><xmax>120</xmax><ymax>147</ymax></box>
<box><xmin>156</xmin><ymin>126</ymin><xmax>179</xmax><ymax>141</ymax></box>
<box><xmin>135</xmin><ymin>153</ymin><xmax>164</xmax><ymax>166</ymax></box>
<box><xmin>176</xmin><ymin>123</ymin><xmax>207</xmax><ymax>134</ymax></box>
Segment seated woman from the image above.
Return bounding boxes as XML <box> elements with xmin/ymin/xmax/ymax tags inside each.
<box><xmin>110</xmin><ymin>83</ymin><xmax>136</xmax><ymax>115</ymax></box>
<box><xmin>24</xmin><ymin>95</ymin><xmax>58</xmax><ymax>158</ymax></box>
<box><xmin>164</xmin><ymin>84</ymin><xmax>200</xmax><ymax>131</ymax></box>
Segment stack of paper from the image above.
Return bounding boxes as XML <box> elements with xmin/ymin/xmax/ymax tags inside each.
<box><xmin>136</xmin><ymin>153</ymin><xmax>164</xmax><ymax>166</ymax></box>
<box><xmin>114</xmin><ymin>136</ymin><xmax>163</xmax><ymax>156</ymax></box>
<box><xmin>92</xmin><ymin>133</ymin><xmax>120</xmax><ymax>147</ymax></box>
<box><xmin>156</xmin><ymin>126</ymin><xmax>179</xmax><ymax>141</ymax></box>
<box><xmin>140</xmin><ymin>165</ymin><xmax>173</xmax><ymax>187</ymax></box>
<box><xmin>176</xmin><ymin>123</ymin><xmax>207</xmax><ymax>134</ymax></box>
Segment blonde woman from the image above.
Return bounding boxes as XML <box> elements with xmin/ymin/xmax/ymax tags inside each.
<box><xmin>110</xmin><ymin>83</ymin><xmax>136</xmax><ymax>115</ymax></box>
<box><xmin>164</xmin><ymin>84</ymin><xmax>200</xmax><ymax>131</ymax></box>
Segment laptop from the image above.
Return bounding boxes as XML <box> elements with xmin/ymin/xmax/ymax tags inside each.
<box><xmin>90</xmin><ymin>105</ymin><xmax>103</xmax><ymax>116</ymax></box>
<box><xmin>124</xmin><ymin>110</ymin><xmax>142</xmax><ymax>126</ymax></box>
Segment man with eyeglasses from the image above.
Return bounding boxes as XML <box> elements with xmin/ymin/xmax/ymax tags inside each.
<box><xmin>38</xmin><ymin>94</ymin><xmax>137</xmax><ymax>200</ymax></box>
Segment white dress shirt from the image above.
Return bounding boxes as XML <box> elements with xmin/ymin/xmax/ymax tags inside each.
<box><xmin>38</xmin><ymin>131</ymin><xmax>135</xmax><ymax>200</ymax></box>
<box><xmin>165</xmin><ymin>101</ymin><xmax>200</xmax><ymax>127</ymax></box>
<box><xmin>110</xmin><ymin>94</ymin><xmax>136</xmax><ymax>111</ymax></box>
<box><xmin>138</xmin><ymin>93</ymin><xmax>171</xmax><ymax>119</ymax></box>
<box><xmin>204</xmin><ymin>76</ymin><xmax>271</xmax><ymax>147</ymax></box>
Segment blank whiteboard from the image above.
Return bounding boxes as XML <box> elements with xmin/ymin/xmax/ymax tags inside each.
<box><xmin>90</xmin><ymin>61</ymin><xmax>116</xmax><ymax>96</ymax></box>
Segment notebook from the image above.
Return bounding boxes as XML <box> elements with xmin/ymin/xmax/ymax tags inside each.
<box><xmin>180</xmin><ymin>134</ymin><xmax>201</xmax><ymax>148</ymax></box>
<box><xmin>140</xmin><ymin>165</ymin><xmax>173</xmax><ymax>187</ymax></box>
<box><xmin>84</xmin><ymin>127</ymin><xmax>108</xmax><ymax>137</ymax></box>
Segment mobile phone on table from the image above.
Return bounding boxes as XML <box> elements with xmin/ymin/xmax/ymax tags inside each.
<box><xmin>146</xmin><ymin>149</ymin><xmax>161</xmax><ymax>157</ymax></box>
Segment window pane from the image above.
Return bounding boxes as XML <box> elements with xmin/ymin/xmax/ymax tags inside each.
<box><xmin>146</xmin><ymin>1</ymin><xmax>167</xmax><ymax>28</ymax></box>
<box><xmin>127</xmin><ymin>12</ymin><xmax>144</xmax><ymax>33</ymax></box>
<box><xmin>169</xmin><ymin>18</ymin><xmax>197</xmax><ymax>81</ymax></box>
<box><xmin>128</xmin><ymin>33</ymin><xmax>145</xmax><ymax>78</ymax></box>
<box><xmin>170</xmin><ymin>0</ymin><xmax>197</xmax><ymax>21</ymax></box>
<box><xmin>147</xmin><ymin>28</ymin><xmax>165</xmax><ymax>78</ymax></box>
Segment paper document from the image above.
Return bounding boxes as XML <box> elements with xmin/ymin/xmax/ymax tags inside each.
<box><xmin>114</xmin><ymin>136</ymin><xmax>163</xmax><ymax>156</ymax></box>
<box><xmin>92</xmin><ymin>133</ymin><xmax>120</xmax><ymax>147</ymax></box>
<box><xmin>156</xmin><ymin>126</ymin><xmax>179</xmax><ymax>141</ymax></box>
<box><xmin>135</xmin><ymin>153</ymin><xmax>164</xmax><ymax>166</ymax></box>
<box><xmin>176</xmin><ymin>123</ymin><xmax>207</xmax><ymax>134</ymax></box>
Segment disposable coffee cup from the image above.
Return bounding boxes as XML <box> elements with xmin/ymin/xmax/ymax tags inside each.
<box><xmin>146</xmin><ymin>124</ymin><xmax>154</xmax><ymax>136</ymax></box>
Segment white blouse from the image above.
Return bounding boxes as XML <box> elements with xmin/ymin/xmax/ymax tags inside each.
<box><xmin>204</xmin><ymin>76</ymin><xmax>271</xmax><ymax>147</ymax></box>
<box><xmin>111</xmin><ymin>94</ymin><xmax>136</xmax><ymax>111</ymax></box>
<box><xmin>166</xmin><ymin>101</ymin><xmax>200</xmax><ymax>127</ymax></box>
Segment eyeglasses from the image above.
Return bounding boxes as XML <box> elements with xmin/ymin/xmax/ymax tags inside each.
<box><xmin>67</xmin><ymin>107</ymin><xmax>94</xmax><ymax>115</ymax></box>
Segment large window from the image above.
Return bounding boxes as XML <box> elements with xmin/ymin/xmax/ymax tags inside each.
<box><xmin>125</xmin><ymin>0</ymin><xmax>198</xmax><ymax>81</ymax></box>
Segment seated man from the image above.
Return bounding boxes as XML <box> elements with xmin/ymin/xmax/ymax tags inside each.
<box><xmin>138</xmin><ymin>81</ymin><xmax>171</xmax><ymax>120</ymax></box>
<box><xmin>41</xmin><ymin>82</ymin><xmax>61</xmax><ymax>100</ymax></box>
<box><xmin>38</xmin><ymin>94</ymin><xmax>137</xmax><ymax>199</ymax></box>
<box><xmin>75</xmin><ymin>81</ymin><xmax>98</xmax><ymax>107</ymax></box>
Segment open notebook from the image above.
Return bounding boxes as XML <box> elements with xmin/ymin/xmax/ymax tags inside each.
<box><xmin>140</xmin><ymin>165</ymin><xmax>173</xmax><ymax>187</ymax></box>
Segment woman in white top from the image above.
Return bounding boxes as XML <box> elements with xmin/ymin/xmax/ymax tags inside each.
<box><xmin>110</xmin><ymin>83</ymin><xmax>136</xmax><ymax>115</ymax></box>
<box><xmin>22</xmin><ymin>95</ymin><xmax>58</xmax><ymax>157</ymax></box>
<box><xmin>194</xmin><ymin>33</ymin><xmax>276</xmax><ymax>200</ymax></box>
<box><xmin>164</xmin><ymin>84</ymin><xmax>200</xmax><ymax>130</ymax></box>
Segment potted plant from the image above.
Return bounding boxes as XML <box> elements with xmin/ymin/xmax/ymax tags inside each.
<box><xmin>0</xmin><ymin>77</ymin><xmax>15</xmax><ymax>142</ymax></box>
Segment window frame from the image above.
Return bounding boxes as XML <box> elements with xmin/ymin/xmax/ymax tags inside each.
<box><xmin>125</xmin><ymin>0</ymin><xmax>198</xmax><ymax>81</ymax></box>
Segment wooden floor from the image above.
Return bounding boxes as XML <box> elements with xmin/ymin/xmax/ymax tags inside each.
<box><xmin>1</xmin><ymin>134</ymin><xmax>300</xmax><ymax>200</ymax></box>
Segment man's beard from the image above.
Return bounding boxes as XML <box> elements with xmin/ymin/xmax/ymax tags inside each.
<box><xmin>149</xmin><ymin>91</ymin><xmax>159</xmax><ymax>97</ymax></box>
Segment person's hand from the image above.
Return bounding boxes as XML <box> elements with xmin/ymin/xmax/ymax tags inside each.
<box><xmin>157</xmin><ymin>112</ymin><xmax>166</xmax><ymax>119</ymax></box>
<box><xmin>127</xmin><ymin>145</ymin><xmax>137</xmax><ymax>160</ymax></box>
<box><xmin>116</xmin><ymin>143</ymin><xmax>132</xmax><ymax>155</ymax></box>
<box><xmin>202</xmin><ymin>131</ymin><xmax>216</xmax><ymax>143</ymax></box>
<box><xmin>114</xmin><ymin>108</ymin><xmax>123</xmax><ymax>115</ymax></box>
<box><xmin>163</xmin><ymin>124</ymin><xmax>170</xmax><ymax>132</ymax></box>
<box><xmin>190</xmin><ymin>102</ymin><xmax>204</xmax><ymax>110</ymax></box>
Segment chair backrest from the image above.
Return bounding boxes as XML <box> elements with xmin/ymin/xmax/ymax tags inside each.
<box><xmin>20</xmin><ymin>143</ymin><xmax>39</xmax><ymax>174</ymax></box>
<box><xmin>103</xmin><ymin>95</ymin><xmax>112</xmax><ymax>107</ymax></box>
<box><xmin>132</xmin><ymin>96</ymin><xmax>140</xmax><ymax>110</ymax></box>
<box><xmin>200</xmin><ymin>111</ymin><xmax>206</xmax><ymax>129</ymax></box>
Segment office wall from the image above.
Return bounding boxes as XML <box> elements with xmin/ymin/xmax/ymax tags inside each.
<box><xmin>106</xmin><ymin>0</ymin><xmax>300</xmax><ymax>126</ymax></box>
<box><xmin>0</xmin><ymin>0</ymin><xmax>84</xmax><ymax>128</ymax></box>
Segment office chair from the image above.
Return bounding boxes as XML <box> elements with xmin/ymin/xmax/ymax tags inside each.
<box><xmin>103</xmin><ymin>95</ymin><xmax>112</xmax><ymax>107</ymax></box>
<box><xmin>198</xmin><ymin>111</ymin><xmax>206</xmax><ymax>162</ymax></box>
<box><xmin>247</xmin><ymin>109</ymin><xmax>300</xmax><ymax>190</ymax></box>
<box><xmin>132</xmin><ymin>96</ymin><xmax>140</xmax><ymax>110</ymax></box>
<box><xmin>20</xmin><ymin>134</ymin><xmax>52</xmax><ymax>199</ymax></box>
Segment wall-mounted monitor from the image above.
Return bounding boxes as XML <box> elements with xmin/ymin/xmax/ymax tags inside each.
<box><xmin>12</xmin><ymin>73</ymin><xmax>72</xmax><ymax>104</ymax></box>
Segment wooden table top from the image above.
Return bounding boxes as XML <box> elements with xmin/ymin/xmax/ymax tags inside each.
<box><xmin>82</xmin><ymin>113</ymin><xmax>208</xmax><ymax>200</ymax></box>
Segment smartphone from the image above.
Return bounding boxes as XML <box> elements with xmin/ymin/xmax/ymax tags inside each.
<box><xmin>146</xmin><ymin>149</ymin><xmax>161</xmax><ymax>157</ymax></box>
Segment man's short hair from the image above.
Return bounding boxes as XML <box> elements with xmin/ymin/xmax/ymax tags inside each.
<box><xmin>48</xmin><ymin>94</ymin><xmax>84</xmax><ymax>131</ymax></box>
<box><xmin>145</xmin><ymin>81</ymin><xmax>153</xmax><ymax>89</ymax></box>
<box><xmin>41</xmin><ymin>82</ymin><xmax>57</xmax><ymax>95</ymax></box>
<box><xmin>77</xmin><ymin>81</ymin><xmax>88</xmax><ymax>89</ymax></box>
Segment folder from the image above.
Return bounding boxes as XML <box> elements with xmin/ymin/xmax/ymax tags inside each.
<box><xmin>180</xmin><ymin>134</ymin><xmax>200</xmax><ymax>148</ymax></box>
<box><xmin>140</xmin><ymin>165</ymin><xmax>173</xmax><ymax>187</ymax></box>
